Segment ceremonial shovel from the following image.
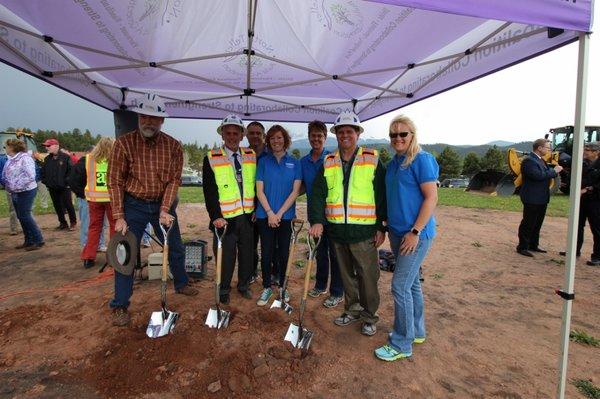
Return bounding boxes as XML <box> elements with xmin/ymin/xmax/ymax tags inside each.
<box><xmin>270</xmin><ymin>219</ymin><xmax>304</xmax><ymax>314</ymax></box>
<box><xmin>205</xmin><ymin>225</ymin><xmax>230</xmax><ymax>329</ymax></box>
<box><xmin>284</xmin><ymin>233</ymin><xmax>321</xmax><ymax>353</ymax></box>
<box><xmin>146</xmin><ymin>222</ymin><xmax>179</xmax><ymax>338</ymax></box>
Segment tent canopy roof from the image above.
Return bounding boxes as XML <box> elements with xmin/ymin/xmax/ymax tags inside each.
<box><xmin>0</xmin><ymin>0</ymin><xmax>594</xmax><ymax>123</ymax></box>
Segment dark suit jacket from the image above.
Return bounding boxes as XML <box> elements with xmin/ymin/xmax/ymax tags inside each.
<box><xmin>519</xmin><ymin>154</ymin><xmax>557</xmax><ymax>205</ymax></box>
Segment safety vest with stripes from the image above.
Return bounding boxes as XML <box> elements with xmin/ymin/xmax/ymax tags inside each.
<box><xmin>207</xmin><ymin>147</ymin><xmax>256</xmax><ymax>219</ymax></box>
<box><xmin>323</xmin><ymin>147</ymin><xmax>378</xmax><ymax>225</ymax></box>
<box><xmin>84</xmin><ymin>155</ymin><xmax>110</xmax><ymax>202</ymax></box>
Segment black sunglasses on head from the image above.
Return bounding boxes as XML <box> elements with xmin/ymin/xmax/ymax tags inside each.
<box><xmin>389</xmin><ymin>131</ymin><xmax>411</xmax><ymax>139</ymax></box>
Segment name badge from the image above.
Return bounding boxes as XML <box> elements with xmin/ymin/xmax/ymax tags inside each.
<box><xmin>285</xmin><ymin>163</ymin><xmax>294</xmax><ymax>168</ymax></box>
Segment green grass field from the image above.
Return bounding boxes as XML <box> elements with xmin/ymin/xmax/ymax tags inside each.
<box><xmin>0</xmin><ymin>187</ymin><xmax>569</xmax><ymax>218</ymax></box>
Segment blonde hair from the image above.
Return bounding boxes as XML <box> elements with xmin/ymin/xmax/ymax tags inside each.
<box><xmin>90</xmin><ymin>137</ymin><xmax>114</xmax><ymax>161</ymax></box>
<box><xmin>390</xmin><ymin>115</ymin><xmax>421</xmax><ymax>167</ymax></box>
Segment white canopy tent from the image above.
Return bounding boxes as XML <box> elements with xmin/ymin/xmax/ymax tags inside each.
<box><xmin>0</xmin><ymin>1</ymin><xmax>594</xmax><ymax>397</ymax></box>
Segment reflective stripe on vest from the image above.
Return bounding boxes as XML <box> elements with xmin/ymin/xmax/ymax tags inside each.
<box><xmin>84</xmin><ymin>155</ymin><xmax>110</xmax><ymax>202</ymax></box>
<box><xmin>323</xmin><ymin>147</ymin><xmax>378</xmax><ymax>225</ymax></box>
<box><xmin>208</xmin><ymin>147</ymin><xmax>256</xmax><ymax>218</ymax></box>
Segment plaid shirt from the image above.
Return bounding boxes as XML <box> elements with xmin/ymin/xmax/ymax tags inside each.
<box><xmin>108</xmin><ymin>129</ymin><xmax>183</xmax><ymax>219</ymax></box>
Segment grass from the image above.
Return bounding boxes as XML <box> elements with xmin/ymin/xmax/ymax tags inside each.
<box><xmin>0</xmin><ymin>186</ymin><xmax>571</xmax><ymax>218</ymax></box>
<box><xmin>572</xmin><ymin>379</ymin><xmax>600</xmax><ymax>399</ymax></box>
<box><xmin>570</xmin><ymin>330</ymin><xmax>600</xmax><ymax>347</ymax></box>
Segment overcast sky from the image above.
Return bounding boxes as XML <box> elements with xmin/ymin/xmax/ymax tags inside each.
<box><xmin>0</xmin><ymin>7</ymin><xmax>598</xmax><ymax>147</ymax></box>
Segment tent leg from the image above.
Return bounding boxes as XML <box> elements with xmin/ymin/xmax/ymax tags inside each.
<box><xmin>556</xmin><ymin>31</ymin><xmax>590</xmax><ymax>399</ymax></box>
<box><xmin>113</xmin><ymin>109</ymin><xmax>138</xmax><ymax>138</ymax></box>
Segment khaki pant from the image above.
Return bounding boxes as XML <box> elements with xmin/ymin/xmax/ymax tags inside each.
<box><xmin>6</xmin><ymin>191</ymin><xmax>19</xmax><ymax>234</ymax></box>
<box><xmin>332</xmin><ymin>239</ymin><xmax>380</xmax><ymax>324</ymax></box>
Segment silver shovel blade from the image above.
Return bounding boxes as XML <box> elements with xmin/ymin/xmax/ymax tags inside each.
<box><xmin>284</xmin><ymin>323</ymin><xmax>313</xmax><ymax>349</ymax></box>
<box><xmin>146</xmin><ymin>310</ymin><xmax>179</xmax><ymax>338</ymax></box>
<box><xmin>270</xmin><ymin>299</ymin><xmax>294</xmax><ymax>314</ymax></box>
<box><xmin>205</xmin><ymin>307</ymin><xmax>231</xmax><ymax>329</ymax></box>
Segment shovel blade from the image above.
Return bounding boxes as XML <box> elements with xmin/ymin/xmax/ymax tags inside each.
<box><xmin>284</xmin><ymin>323</ymin><xmax>313</xmax><ymax>350</ymax></box>
<box><xmin>270</xmin><ymin>300</ymin><xmax>294</xmax><ymax>314</ymax></box>
<box><xmin>205</xmin><ymin>308</ymin><xmax>230</xmax><ymax>329</ymax></box>
<box><xmin>146</xmin><ymin>310</ymin><xmax>179</xmax><ymax>338</ymax></box>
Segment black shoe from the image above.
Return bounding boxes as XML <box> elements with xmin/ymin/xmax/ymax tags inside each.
<box><xmin>586</xmin><ymin>259</ymin><xmax>600</xmax><ymax>266</ymax></box>
<box><xmin>516</xmin><ymin>248</ymin><xmax>534</xmax><ymax>257</ymax></box>
<box><xmin>529</xmin><ymin>247</ymin><xmax>547</xmax><ymax>253</ymax></box>
<box><xmin>25</xmin><ymin>242</ymin><xmax>45</xmax><ymax>251</ymax></box>
<box><xmin>239</xmin><ymin>290</ymin><xmax>252</xmax><ymax>300</ymax></box>
<box><xmin>15</xmin><ymin>243</ymin><xmax>33</xmax><ymax>249</ymax></box>
<box><xmin>559</xmin><ymin>251</ymin><xmax>581</xmax><ymax>257</ymax></box>
<box><xmin>219</xmin><ymin>294</ymin><xmax>230</xmax><ymax>305</ymax></box>
<box><xmin>83</xmin><ymin>259</ymin><xmax>95</xmax><ymax>269</ymax></box>
<box><xmin>55</xmin><ymin>224</ymin><xmax>68</xmax><ymax>230</ymax></box>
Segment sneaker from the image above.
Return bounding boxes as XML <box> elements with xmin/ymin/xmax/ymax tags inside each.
<box><xmin>176</xmin><ymin>285</ymin><xmax>199</xmax><ymax>296</ymax></box>
<box><xmin>249</xmin><ymin>274</ymin><xmax>258</xmax><ymax>284</ymax></box>
<box><xmin>281</xmin><ymin>289</ymin><xmax>290</xmax><ymax>303</ymax></box>
<box><xmin>25</xmin><ymin>242</ymin><xmax>45</xmax><ymax>251</ymax></box>
<box><xmin>334</xmin><ymin>313</ymin><xmax>360</xmax><ymax>326</ymax></box>
<box><xmin>413</xmin><ymin>337</ymin><xmax>426</xmax><ymax>344</ymax></box>
<box><xmin>323</xmin><ymin>296</ymin><xmax>343</xmax><ymax>308</ymax></box>
<box><xmin>257</xmin><ymin>288</ymin><xmax>273</xmax><ymax>306</ymax></box>
<box><xmin>112</xmin><ymin>308</ymin><xmax>130</xmax><ymax>327</ymax></box>
<box><xmin>586</xmin><ymin>259</ymin><xmax>600</xmax><ymax>266</ymax></box>
<box><xmin>97</xmin><ymin>246</ymin><xmax>107</xmax><ymax>253</ymax></box>
<box><xmin>308</xmin><ymin>287</ymin><xmax>327</xmax><ymax>298</ymax></box>
<box><xmin>374</xmin><ymin>345</ymin><xmax>412</xmax><ymax>361</ymax></box>
<box><xmin>361</xmin><ymin>322</ymin><xmax>377</xmax><ymax>336</ymax></box>
<box><xmin>68</xmin><ymin>222</ymin><xmax>77</xmax><ymax>232</ymax></box>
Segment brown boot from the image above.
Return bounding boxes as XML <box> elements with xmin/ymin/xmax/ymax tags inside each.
<box><xmin>112</xmin><ymin>308</ymin><xmax>130</xmax><ymax>327</ymax></box>
<box><xmin>176</xmin><ymin>285</ymin><xmax>199</xmax><ymax>296</ymax></box>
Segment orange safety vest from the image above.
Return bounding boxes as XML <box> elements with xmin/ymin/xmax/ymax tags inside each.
<box><xmin>84</xmin><ymin>155</ymin><xmax>110</xmax><ymax>202</ymax></box>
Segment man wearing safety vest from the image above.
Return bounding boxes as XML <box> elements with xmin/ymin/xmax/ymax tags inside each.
<box><xmin>309</xmin><ymin>111</ymin><xmax>387</xmax><ymax>337</ymax></box>
<box><xmin>69</xmin><ymin>137</ymin><xmax>116</xmax><ymax>269</ymax></box>
<box><xmin>203</xmin><ymin>115</ymin><xmax>256</xmax><ymax>304</ymax></box>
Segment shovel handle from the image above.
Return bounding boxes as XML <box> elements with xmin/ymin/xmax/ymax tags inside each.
<box><xmin>158</xmin><ymin>222</ymin><xmax>174</xmax><ymax>283</ymax></box>
<box><xmin>284</xmin><ymin>220</ymin><xmax>303</xmax><ymax>281</ymax></box>
<box><xmin>302</xmin><ymin>257</ymin><xmax>314</xmax><ymax>301</ymax></box>
<box><xmin>214</xmin><ymin>225</ymin><xmax>227</xmax><ymax>306</ymax></box>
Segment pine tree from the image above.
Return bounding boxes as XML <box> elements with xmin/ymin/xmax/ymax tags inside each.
<box><xmin>462</xmin><ymin>152</ymin><xmax>482</xmax><ymax>176</ymax></box>
<box><xmin>436</xmin><ymin>146</ymin><xmax>462</xmax><ymax>179</ymax></box>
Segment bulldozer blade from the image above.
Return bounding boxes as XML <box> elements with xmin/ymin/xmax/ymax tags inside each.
<box><xmin>271</xmin><ymin>299</ymin><xmax>293</xmax><ymax>314</ymax></box>
<box><xmin>146</xmin><ymin>309</ymin><xmax>179</xmax><ymax>338</ymax></box>
<box><xmin>284</xmin><ymin>323</ymin><xmax>313</xmax><ymax>350</ymax></box>
<box><xmin>205</xmin><ymin>307</ymin><xmax>230</xmax><ymax>329</ymax></box>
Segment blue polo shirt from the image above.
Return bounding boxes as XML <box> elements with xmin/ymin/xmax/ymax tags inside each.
<box><xmin>300</xmin><ymin>149</ymin><xmax>330</xmax><ymax>203</ymax></box>
<box><xmin>386</xmin><ymin>151</ymin><xmax>439</xmax><ymax>239</ymax></box>
<box><xmin>256</xmin><ymin>152</ymin><xmax>302</xmax><ymax>220</ymax></box>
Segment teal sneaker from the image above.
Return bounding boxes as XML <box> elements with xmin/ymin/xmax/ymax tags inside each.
<box><xmin>413</xmin><ymin>337</ymin><xmax>426</xmax><ymax>344</ymax></box>
<box><xmin>374</xmin><ymin>345</ymin><xmax>412</xmax><ymax>362</ymax></box>
<box><xmin>283</xmin><ymin>289</ymin><xmax>290</xmax><ymax>303</ymax></box>
<box><xmin>257</xmin><ymin>288</ymin><xmax>273</xmax><ymax>306</ymax></box>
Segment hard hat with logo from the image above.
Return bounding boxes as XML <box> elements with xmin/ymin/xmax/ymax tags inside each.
<box><xmin>330</xmin><ymin>111</ymin><xmax>364</xmax><ymax>134</ymax></box>
<box><xmin>217</xmin><ymin>114</ymin><xmax>246</xmax><ymax>135</ymax></box>
<box><xmin>131</xmin><ymin>92</ymin><xmax>169</xmax><ymax>118</ymax></box>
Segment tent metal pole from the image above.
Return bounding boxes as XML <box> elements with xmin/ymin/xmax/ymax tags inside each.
<box><xmin>556</xmin><ymin>31</ymin><xmax>589</xmax><ymax>399</ymax></box>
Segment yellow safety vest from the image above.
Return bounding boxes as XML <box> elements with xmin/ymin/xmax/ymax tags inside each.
<box><xmin>208</xmin><ymin>147</ymin><xmax>256</xmax><ymax>218</ymax></box>
<box><xmin>323</xmin><ymin>147</ymin><xmax>378</xmax><ymax>225</ymax></box>
<box><xmin>84</xmin><ymin>155</ymin><xmax>110</xmax><ymax>202</ymax></box>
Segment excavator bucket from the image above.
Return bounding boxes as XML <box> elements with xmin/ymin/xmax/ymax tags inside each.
<box><xmin>466</xmin><ymin>170</ymin><xmax>506</xmax><ymax>194</ymax></box>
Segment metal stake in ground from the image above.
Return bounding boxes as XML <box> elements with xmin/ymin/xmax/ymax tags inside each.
<box><xmin>146</xmin><ymin>221</ymin><xmax>179</xmax><ymax>338</ymax></box>
<box><xmin>205</xmin><ymin>225</ymin><xmax>230</xmax><ymax>329</ymax></box>
<box><xmin>271</xmin><ymin>219</ymin><xmax>304</xmax><ymax>314</ymax></box>
<box><xmin>284</xmin><ymin>233</ymin><xmax>321</xmax><ymax>355</ymax></box>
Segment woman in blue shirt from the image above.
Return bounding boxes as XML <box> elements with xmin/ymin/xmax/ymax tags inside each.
<box><xmin>255</xmin><ymin>125</ymin><xmax>302</xmax><ymax>306</ymax></box>
<box><xmin>375</xmin><ymin>115</ymin><xmax>439</xmax><ymax>362</ymax></box>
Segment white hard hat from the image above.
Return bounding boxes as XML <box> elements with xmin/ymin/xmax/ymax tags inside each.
<box><xmin>330</xmin><ymin>111</ymin><xmax>364</xmax><ymax>134</ymax></box>
<box><xmin>131</xmin><ymin>92</ymin><xmax>169</xmax><ymax>117</ymax></box>
<box><xmin>217</xmin><ymin>114</ymin><xmax>245</xmax><ymax>135</ymax></box>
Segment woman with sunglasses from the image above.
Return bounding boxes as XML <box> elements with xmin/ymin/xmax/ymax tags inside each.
<box><xmin>374</xmin><ymin>115</ymin><xmax>439</xmax><ymax>362</ymax></box>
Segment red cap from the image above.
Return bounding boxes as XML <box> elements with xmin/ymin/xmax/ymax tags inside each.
<box><xmin>43</xmin><ymin>138</ymin><xmax>59</xmax><ymax>147</ymax></box>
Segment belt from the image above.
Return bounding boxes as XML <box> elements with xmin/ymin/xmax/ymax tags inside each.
<box><xmin>125</xmin><ymin>193</ymin><xmax>160</xmax><ymax>203</ymax></box>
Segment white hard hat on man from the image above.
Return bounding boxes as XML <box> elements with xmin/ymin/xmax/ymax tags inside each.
<box><xmin>217</xmin><ymin>114</ymin><xmax>246</xmax><ymax>135</ymax></box>
<box><xmin>331</xmin><ymin>111</ymin><xmax>364</xmax><ymax>134</ymax></box>
<box><xmin>131</xmin><ymin>92</ymin><xmax>169</xmax><ymax>118</ymax></box>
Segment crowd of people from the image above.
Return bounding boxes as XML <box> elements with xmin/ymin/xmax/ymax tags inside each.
<box><xmin>2</xmin><ymin>91</ymin><xmax>598</xmax><ymax>362</ymax></box>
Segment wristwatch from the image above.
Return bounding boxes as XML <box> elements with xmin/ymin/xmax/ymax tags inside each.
<box><xmin>410</xmin><ymin>227</ymin><xmax>421</xmax><ymax>236</ymax></box>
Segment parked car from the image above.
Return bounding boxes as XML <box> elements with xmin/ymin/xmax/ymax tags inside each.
<box><xmin>181</xmin><ymin>175</ymin><xmax>202</xmax><ymax>186</ymax></box>
<box><xmin>440</xmin><ymin>178</ymin><xmax>469</xmax><ymax>188</ymax></box>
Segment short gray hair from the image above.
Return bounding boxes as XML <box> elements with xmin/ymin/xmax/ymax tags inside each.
<box><xmin>584</xmin><ymin>141</ymin><xmax>600</xmax><ymax>151</ymax></box>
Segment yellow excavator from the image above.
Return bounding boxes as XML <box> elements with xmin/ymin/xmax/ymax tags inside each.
<box><xmin>468</xmin><ymin>125</ymin><xmax>600</xmax><ymax>196</ymax></box>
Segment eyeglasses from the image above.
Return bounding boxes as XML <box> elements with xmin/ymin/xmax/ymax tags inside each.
<box><xmin>389</xmin><ymin>131</ymin><xmax>411</xmax><ymax>139</ymax></box>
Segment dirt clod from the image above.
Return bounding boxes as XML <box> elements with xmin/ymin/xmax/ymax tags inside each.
<box><xmin>207</xmin><ymin>380</ymin><xmax>221</xmax><ymax>393</ymax></box>
<box><xmin>253</xmin><ymin>364</ymin><xmax>270</xmax><ymax>378</ymax></box>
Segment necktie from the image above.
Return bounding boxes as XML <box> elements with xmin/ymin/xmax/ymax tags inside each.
<box><xmin>233</xmin><ymin>153</ymin><xmax>242</xmax><ymax>179</ymax></box>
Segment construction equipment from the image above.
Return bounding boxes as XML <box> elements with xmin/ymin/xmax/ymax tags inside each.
<box><xmin>467</xmin><ymin>125</ymin><xmax>600</xmax><ymax>196</ymax></box>
<box><xmin>271</xmin><ymin>219</ymin><xmax>304</xmax><ymax>314</ymax></box>
<box><xmin>205</xmin><ymin>225</ymin><xmax>230</xmax><ymax>329</ymax></box>
<box><xmin>285</xmin><ymin>233</ymin><xmax>321</xmax><ymax>355</ymax></box>
<box><xmin>146</xmin><ymin>222</ymin><xmax>179</xmax><ymax>338</ymax></box>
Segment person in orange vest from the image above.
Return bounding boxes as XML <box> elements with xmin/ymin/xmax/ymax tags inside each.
<box><xmin>70</xmin><ymin>137</ymin><xmax>117</xmax><ymax>269</ymax></box>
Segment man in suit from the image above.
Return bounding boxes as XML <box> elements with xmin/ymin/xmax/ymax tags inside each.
<box><xmin>516</xmin><ymin>138</ymin><xmax>563</xmax><ymax>257</ymax></box>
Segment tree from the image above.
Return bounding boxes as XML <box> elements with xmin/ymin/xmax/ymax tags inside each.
<box><xmin>291</xmin><ymin>149</ymin><xmax>301</xmax><ymax>159</ymax></box>
<box><xmin>462</xmin><ymin>152</ymin><xmax>482</xmax><ymax>176</ymax></box>
<box><xmin>436</xmin><ymin>146</ymin><xmax>462</xmax><ymax>179</ymax></box>
<box><xmin>378</xmin><ymin>146</ymin><xmax>391</xmax><ymax>165</ymax></box>
<box><xmin>481</xmin><ymin>145</ymin><xmax>507</xmax><ymax>172</ymax></box>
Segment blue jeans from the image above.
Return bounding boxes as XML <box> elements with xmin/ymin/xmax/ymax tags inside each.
<box><xmin>388</xmin><ymin>232</ymin><xmax>433</xmax><ymax>354</ymax></box>
<box><xmin>314</xmin><ymin>230</ymin><xmax>343</xmax><ymax>297</ymax></box>
<box><xmin>12</xmin><ymin>188</ymin><xmax>44</xmax><ymax>245</ymax></box>
<box><xmin>79</xmin><ymin>198</ymin><xmax>108</xmax><ymax>248</ymax></box>
<box><xmin>109</xmin><ymin>195</ymin><xmax>188</xmax><ymax>309</ymax></box>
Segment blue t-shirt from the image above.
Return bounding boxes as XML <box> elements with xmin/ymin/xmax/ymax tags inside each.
<box><xmin>300</xmin><ymin>149</ymin><xmax>330</xmax><ymax>202</ymax></box>
<box><xmin>386</xmin><ymin>151</ymin><xmax>439</xmax><ymax>239</ymax></box>
<box><xmin>256</xmin><ymin>152</ymin><xmax>302</xmax><ymax>220</ymax></box>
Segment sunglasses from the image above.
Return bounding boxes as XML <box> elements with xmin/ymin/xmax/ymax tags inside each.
<box><xmin>389</xmin><ymin>131</ymin><xmax>411</xmax><ymax>139</ymax></box>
